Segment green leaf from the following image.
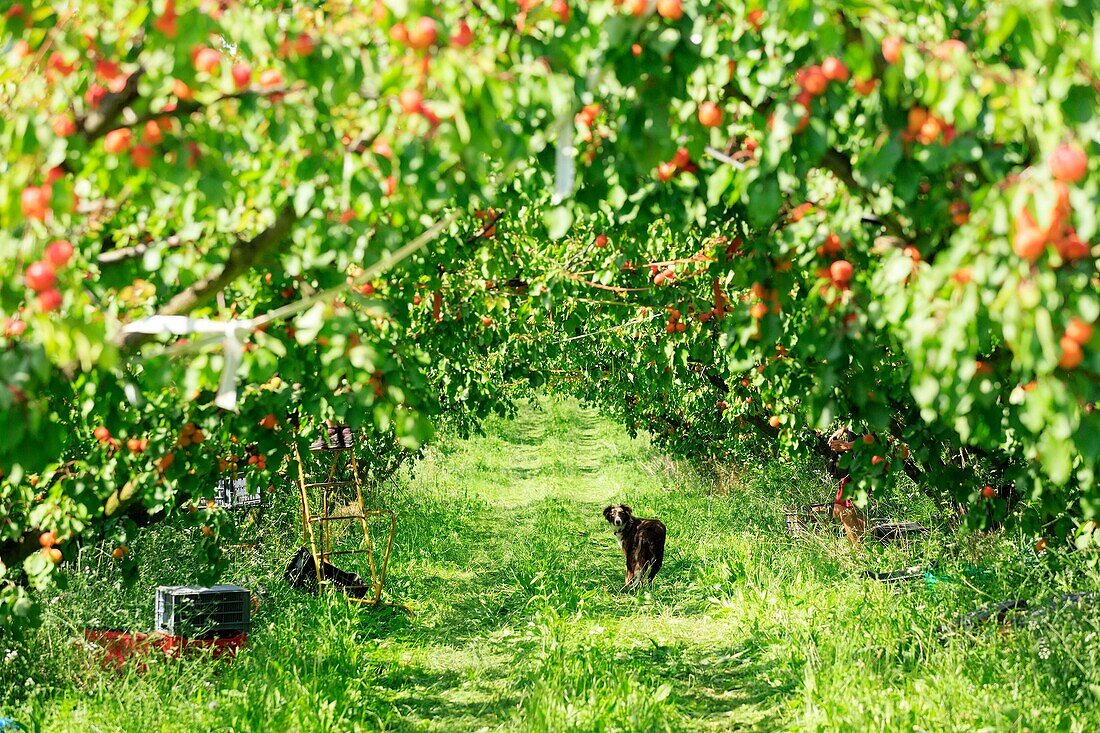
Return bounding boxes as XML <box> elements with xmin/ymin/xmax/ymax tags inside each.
<box><xmin>745</xmin><ymin>175</ymin><xmax>781</xmax><ymax>227</ymax></box>
<box><xmin>544</xmin><ymin>205</ymin><xmax>574</xmax><ymax>240</ymax></box>
<box><xmin>294</xmin><ymin>183</ymin><xmax>316</xmax><ymax>218</ymax></box>
<box><xmin>707</xmin><ymin>165</ymin><xmax>734</xmax><ymax>207</ymax></box>
<box><xmin>862</xmin><ymin>134</ymin><xmax>903</xmax><ymax>185</ymax></box>
<box><xmin>294</xmin><ymin>303</ymin><xmax>326</xmax><ymax>345</ymax></box>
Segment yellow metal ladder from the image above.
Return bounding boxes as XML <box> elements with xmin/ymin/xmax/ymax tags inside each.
<box><xmin>292</xmin><ymin>424</ymin><xmax>400</xmax><ymax>608</ymax></box>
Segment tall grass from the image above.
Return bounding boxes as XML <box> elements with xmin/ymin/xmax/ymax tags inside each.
<box><xmin>3</xmin><ymin>397</ymin><xmax>1098</xmax><ymax>731</ymax></box>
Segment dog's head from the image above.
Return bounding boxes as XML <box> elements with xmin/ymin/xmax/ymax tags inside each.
<box><xmin>603</xmin><ymin>504</ymin><xmax>633</xmax><ymax>530</ymax></box>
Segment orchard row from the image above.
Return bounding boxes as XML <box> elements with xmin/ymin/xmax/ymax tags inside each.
<box><xmin>1</xmin><ymin>1</ymin><xmax>1097</xmax><ymax>633</ymax></box>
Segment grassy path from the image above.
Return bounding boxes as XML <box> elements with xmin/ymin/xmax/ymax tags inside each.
<box><xmin>402</xmin><ymin>400</ymin><xmax>810</xmax><ymax>732</ymax></box>
<box><xmin>10</xmin><ymin>399</ymin><xmax>1100</xmax><ymax>731</ymax></box>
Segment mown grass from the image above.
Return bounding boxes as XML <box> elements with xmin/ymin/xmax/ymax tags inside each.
<box><xmin>3</xmin><ymin>397</ymin><xmax>1099</xmax><ymax>731</ymax></box>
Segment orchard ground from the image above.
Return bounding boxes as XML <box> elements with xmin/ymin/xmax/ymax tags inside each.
<box><xmin>4</xmin><ymin>398</ymin><xmax>1098</xmax><ymax>732</ymax></box>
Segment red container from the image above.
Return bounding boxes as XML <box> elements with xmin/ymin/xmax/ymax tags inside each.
<box><xmin>82</xmin><ymin>629</ymin><xmax>158</xmax><ymax>671</ymax></box>
<box><xmin>156</xmin><ymin>631</ymin><xmax>248</xmax><ymax>660</ymax></box>
<box><xmin>81</xmin><ymin>628</ymin><xmax>247</xmax><ymax>671</ymax></box>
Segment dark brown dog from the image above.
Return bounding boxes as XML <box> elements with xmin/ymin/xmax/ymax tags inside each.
<box><xmin>603</xmin><ymin>504</ymin><xmax>666</xmax><ymax>585</ymax></box>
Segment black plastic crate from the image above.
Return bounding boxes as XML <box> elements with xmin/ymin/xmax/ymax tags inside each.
<box><xmin>284</xmin><ymin>546</ymin><xmax>369</xmax><ymax>599</ymax></box>
<box><xmin>214</xmin><ymin>477</ymin><xmax>262</xmax><ymax>509</ymax></box>
<box><xmin>783</xmin><ymin>507</ymin><xmax>806</xmax><ymax>538</ymax></box>
<box><xmin>155</xmin><ymin>585</ymin><xmax>251</xmax><ymax>639</ymax></box>
<box><xmin>870</xmin><ymin>521</ymin><xmax>929</xmax><ymax>543</ymax></box>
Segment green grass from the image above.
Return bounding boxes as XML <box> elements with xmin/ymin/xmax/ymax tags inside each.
<box><xmin>4</xmin><ymin>397</ymin><xmax>1099</xmax><ymax>731</ymax></box>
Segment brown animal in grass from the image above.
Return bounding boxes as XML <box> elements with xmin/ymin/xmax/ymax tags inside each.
<box><xmin>603</xmin><ymin>504</ymin><xmax>666</xmax><ymax>586</ymax></box>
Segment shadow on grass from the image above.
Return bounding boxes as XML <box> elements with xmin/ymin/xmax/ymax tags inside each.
<box><xmin>370</xmin><ymin>662</ymin><xmax>522</xmax><ymax>731</ymax></box>
<box><xmin>636</xmin><ymin>637</ymin><xmax>798</xmax><ymax>725</ymax></box>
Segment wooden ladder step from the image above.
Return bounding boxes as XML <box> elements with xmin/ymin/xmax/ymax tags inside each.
<box><xmin>323</xmin><ymin>549</ymin><xmax>372</xmax><ymax>557</ymax></box>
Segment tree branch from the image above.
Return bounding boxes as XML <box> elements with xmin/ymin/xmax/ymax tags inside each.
<box><xmin>129</xmin><ymin>86</ymin><xmax>294</xmax><ymax>130</ymax></box>
<box><xmin>80</xmin><ymin>72</ymin><xmax>291</xmax><ymax>143</ymax></box>
<box><xmin>118</xmin><ymin>203</ymin><xmax>299</xmax><ymax>351</ymax></box>
<box><xmin>465</xmin><ymin>209</ymin><xmax>505</xmax><ymax>244</ymax></box>
<box><xmin>80</xmin><ymin>68</ymin><xmax>145</xmax><ymax>139</ymax></box>
<box><xmin>563</xmin><ymin>272</ymin><xmax>649</xmax><ymax>294</ymax></box>
<box><xmin>820</xmin><ymin>148</ymin><xmax>908</xmax><ymax>239</ymax></box>
<box><xmin>98</xmin><ymin>234</ymin><xmax>188</xmax><ymax>266</ymax></box>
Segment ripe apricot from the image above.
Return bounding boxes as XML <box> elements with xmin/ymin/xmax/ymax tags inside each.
<box><xmin>1049</xmin><ymin>144</ymin><xmax>1087</xmax><ymax>184</ymax></box>
<box><xmin>1013</xmin><ymin>226</ymin><xmax>1047</xmax><ymax>262</ymax></box>
<box><xmin>882</xmin><ymin>36</ymin><xmax>903</xmax><ymax>64</ymax></box>
<box><xmin>697</xmin><ymin>101</ymin><xmax>723</xmax><ymax>127</ymax></box>
<box><xmin>1058</xmin><ymin>336</ymin><xmax>1084</xmax><ymax>369</ymax></box>
<box><xmin>829</xmin><ymin>260</ymin><xmax>853</xmax><ymax>285</ymax></box>
<box><xmin>1065</xmin><ymin>318</ymin><xmax>1093</xmax><ymax>345</ymax></box>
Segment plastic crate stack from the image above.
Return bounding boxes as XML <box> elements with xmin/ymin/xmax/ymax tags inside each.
<box><xmin>214</xmin><ymin>477</ymin><xmax>262</xmax><ymax>509</ymax></box>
